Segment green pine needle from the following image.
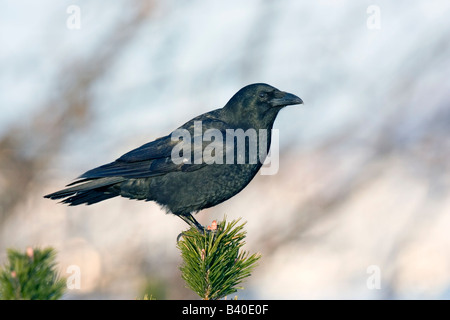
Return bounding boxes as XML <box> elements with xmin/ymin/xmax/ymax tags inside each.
<box><xmin>177</xmin><ymin>217</ymin><xmax>261</xmax><ymax>300</ymax></box>
<box><xmin>0</xmin><ymin>247</ymin><xmax>66</xmax><ymax>300</ymax></box>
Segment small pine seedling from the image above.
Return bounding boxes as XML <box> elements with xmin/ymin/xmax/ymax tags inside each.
<box><xmin>177</xmin><ymin>218</ymin><xmax>261</xmax><ymax>300</ymax></box>
<box><xmin>0</xmin><ymin>247</ymin><xmax>66</xmax><ymax>300</ymax></box>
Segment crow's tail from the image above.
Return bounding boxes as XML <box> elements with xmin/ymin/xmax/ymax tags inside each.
<box><xmin>44</xmin><ymin>177</ymin><xmax>125</xmax><ymax>206</ymax></box>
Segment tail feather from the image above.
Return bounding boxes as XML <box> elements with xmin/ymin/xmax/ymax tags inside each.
<box><xmin>44</xmin><ymin>177</ymin><xmax>125</xmax><ymax>205</ymax></box>
<box><xmin>61</xmin><ymin>189</ymin><xmax>118</xmax><ymax>206</ymax></box>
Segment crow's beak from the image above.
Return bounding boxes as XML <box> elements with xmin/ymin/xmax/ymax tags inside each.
<box><xmin>271</xmin><ymin>91</ymin><xmax>303</xmax><ymax>107</ymax></box>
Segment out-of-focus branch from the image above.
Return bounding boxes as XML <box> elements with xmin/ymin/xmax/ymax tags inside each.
<box><xmin>0</xmin><ymin>1</ymin><xmax>156</xmax><ymax>222</ymax></box>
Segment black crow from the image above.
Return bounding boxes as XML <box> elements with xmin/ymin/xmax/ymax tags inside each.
<box><xmin>45</xmin><ymin>83</ymin><xmax>303</xmax><ymax>232</ymax></box>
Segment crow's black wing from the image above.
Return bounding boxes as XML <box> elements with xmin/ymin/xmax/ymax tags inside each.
<box><xmin>72</xmin><ymin>135</ymin><xmax>176</xmax><ymax>182</ymax></box>
<box><xmin>73</xmin><ymin>118</ymin><xmax>229</xmax><ymax>182</ymax></box>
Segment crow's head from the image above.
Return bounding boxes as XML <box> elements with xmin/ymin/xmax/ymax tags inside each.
<box><xmin>224</xmin><ymin>83</ymin><xmax>303</xmax><ymax>128</ymax></box>
<box><xmin>252</xmin><ymin>83</ymin><xmax>303</xmax><ymax>108</ymax></box>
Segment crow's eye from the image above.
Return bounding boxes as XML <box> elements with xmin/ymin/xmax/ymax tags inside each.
<box><xmin>259</xmin><ymin>92</ymin><xmax>268</xmax><ymax>98</ymax></box>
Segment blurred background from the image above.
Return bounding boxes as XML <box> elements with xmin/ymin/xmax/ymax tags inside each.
<box><xmin>1</xmin><ymin>0</ymin><xmax>449</xmax><ymax>299</ymax></box>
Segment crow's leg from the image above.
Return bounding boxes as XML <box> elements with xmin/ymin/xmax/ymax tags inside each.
<box><xmin>178</xmin><ymin>213</ymin><xmax>204</xmax><ymax>233</ymax></box>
